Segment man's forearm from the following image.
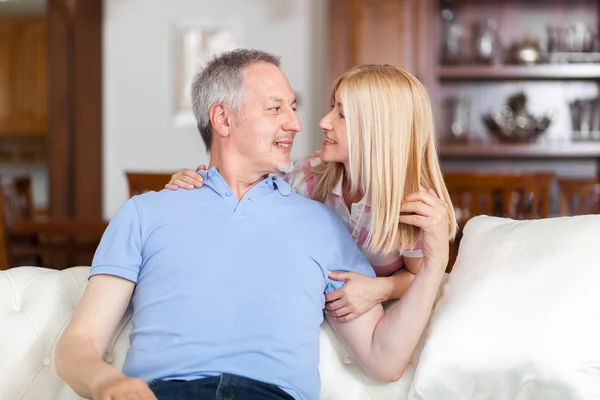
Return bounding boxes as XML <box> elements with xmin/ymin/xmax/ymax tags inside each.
<box><xmin>371</xmin><ymin>259</ymin><xmax>446</xmax><ymax>380</ymax></box>
<box><xmin>56</xmin><ymin>333</ymin><xmax>126</xmax><ymax>398</ymax></box>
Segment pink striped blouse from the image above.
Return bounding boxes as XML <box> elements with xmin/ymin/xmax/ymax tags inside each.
<box><xmin>284</xmin><ymin>152</ymin><xmax>423</xmax><ymax>277</ymax></box>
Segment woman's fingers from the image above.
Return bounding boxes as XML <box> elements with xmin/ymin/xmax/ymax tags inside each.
<box><xmin>325</xmin><ymin>298</ymin><xmax>345</xmax><ymax>311</ymax></box>
<box><xmin>326</xmin><ymin>306</ymin><xmax>351</xmax><ymax>318</ymax></box>
<box><xmin>334</xmin><ymin>313</ymin><xmax>358</xmax><ymax>323</ymax></box>
<box><xmin>179</xmin><ymin>175</ymin><xmax>203</xmax><ymax>188</ymax></box>
<box><xmin>398</xmin><ymin>213</ymin><xmax>427</xmax><ymax>228</ymax></box>
<box><xmin>325</xmin><ymin>288</ymin><xmax>344</xmax><ymax>303</ymax></box>
<box><xmin>404</xmin><ymin>190</ymin><xmax>444</xmax><ymax>208</ymax></box>
<box><xmin>167</xmin><ymin>169</ymin><xmax>204</xmax><ymax>190</ymax></box>
<box><xmin>401</xmin><ymin>200</ymin><xmax>432</xmax><ymax>217</ymax></box>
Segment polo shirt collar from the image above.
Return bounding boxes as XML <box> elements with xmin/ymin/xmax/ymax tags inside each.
<box><xmin>199</xmin><ymin>167</ymin><xmax>292</xmax><ymax>197</ymax></box>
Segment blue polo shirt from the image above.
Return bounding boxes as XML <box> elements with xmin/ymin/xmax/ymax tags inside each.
<box><xmin>90</xmin><ymin>168</ymin><xmax>375</xmax><ymax>400</ymax></box>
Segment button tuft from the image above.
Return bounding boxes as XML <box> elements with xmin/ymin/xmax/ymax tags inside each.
<box><xmin>42</xmin><ymin>357</ymin><xmax>51</xmax><ymax>366</ymax></box>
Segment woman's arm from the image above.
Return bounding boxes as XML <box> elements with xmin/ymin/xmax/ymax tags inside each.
<box><xmin>379</xmin><ymin>256</ymin><xmax>422</xmax><ymax>301</ymax></box>
<box><xmin>325</xmin><ymin>257</ymin><xmax>421</xmax><ymax>321</ymax></box>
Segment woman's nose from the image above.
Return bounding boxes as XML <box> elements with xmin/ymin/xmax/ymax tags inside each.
<box><xmin>319</xmin><ymin>115</ymin><xmax>332</xmax><ymax>130</ymax></box>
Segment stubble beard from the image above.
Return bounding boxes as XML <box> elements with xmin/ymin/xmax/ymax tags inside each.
<box><xmin>275</xmin><ymin>159</ymin><xmax>294</xmax><ymax>174</ymax></box>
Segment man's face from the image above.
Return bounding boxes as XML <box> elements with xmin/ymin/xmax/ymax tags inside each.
<box><xmin>230</xmin><ymin>63</ymin><xmax>301</xmax><ymax>174</ymax></box>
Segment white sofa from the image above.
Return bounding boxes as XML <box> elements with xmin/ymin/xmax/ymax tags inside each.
<box><xmin>1</xmin><ymin>215</ymin><xmax>600</xmax><ymax>400</ymax></box>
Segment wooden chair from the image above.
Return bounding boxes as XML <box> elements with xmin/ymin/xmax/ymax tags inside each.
<box><xmin>125</xmin><ymin>172</ymin><xmax>173</xmax><ymax>197</ymax></box>
<box><xmin>0</xmin><ymin>176</ymin><xmax>107</xmax><ymax>270</ymax></box>
<box><xmin>443</xmin><ymin>171</ymin><xmax>554</xmax><ymax>227</ymax></box>
<box><xmin>557</xmin><ymin>178</ymin><xmax>600</xmax><ymax>216</ymax></box>
<box><xmin>0</xmin><ymin>176</ymin><xmax>36</xmax><ymax>270</ymax></box>
<box><xmin>443</xmin><ymin>171</ymin><xmax>555</xmax><ymax>271</ymax></box>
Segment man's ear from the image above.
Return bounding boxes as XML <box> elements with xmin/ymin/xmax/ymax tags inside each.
<box><xmin>209</xmin><ymin>103</ymin><xmax>231</xmax><ymax>138</ymax></box>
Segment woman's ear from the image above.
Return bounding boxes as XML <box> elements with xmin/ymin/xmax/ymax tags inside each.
<box><xmin>209</xmin><ymin>103</ymin><xmax>231</xmax><ymax>138</ymax></box>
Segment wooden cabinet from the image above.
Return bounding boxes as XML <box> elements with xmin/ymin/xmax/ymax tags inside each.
<box><xmin>327</xmin><ymin>0</ymin><xmax>435</xmax><ymax>93</ymax></box>
<box><xmin>0</xmin><ymin>17</ymin><xmax>47</xmax><ymax>136</ymax></box>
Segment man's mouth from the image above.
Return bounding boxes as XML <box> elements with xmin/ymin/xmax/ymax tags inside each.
<box><xmin>273</xmin><ymin>139</ymin><xmax>293</xmax><ymax>149</ymax></box>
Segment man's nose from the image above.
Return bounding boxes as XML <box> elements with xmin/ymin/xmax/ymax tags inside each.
<box><xmin>284</xmin><ymin>109</ymin><xmax>302</xmax><ymax>133</ymax></box>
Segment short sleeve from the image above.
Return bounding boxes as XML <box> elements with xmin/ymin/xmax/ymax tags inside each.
<box><xmin>401</xmin><ymin>229</ymin><xmax>424</xmax><ymax>258</ymax></box>
<box><xmin>325</xmin><ymin>216</ymin><xmax>376</xmax><ymax>294</ymax></box>
<box><xmin>90</xmin><ymin>198</ymin><xmax>143</xmax><ymax>283</ymax></box>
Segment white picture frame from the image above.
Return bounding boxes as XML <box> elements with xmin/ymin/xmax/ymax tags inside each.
<box><xmin>172</xmin><ymin>20</ymin><xmax>242</xmax><ymax>127</ymax></box>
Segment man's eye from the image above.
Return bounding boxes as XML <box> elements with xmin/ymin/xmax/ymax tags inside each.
<box><xmin>292</xmin><ymin>107</ymin><xmax>298</xmax><ymax>112</ymax></box>
<box><xmin>269</xmin><ymin>107</ymin><xmax>281</xmax><ymax>112</ymax></box>
<box><xmin>330</xmin><ymin>104</ymin><xmax>335</xmax><ymax>109</ymax></box>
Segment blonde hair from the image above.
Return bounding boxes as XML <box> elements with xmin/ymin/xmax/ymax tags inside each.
<box><xmin>307</xmin><ymin>65</ymin><xmax>457</xmax><ymax>255</ymax></box>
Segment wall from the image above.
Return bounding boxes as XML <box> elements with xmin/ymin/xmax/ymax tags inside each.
<box><xmin>103</xmin><ymin>0</ymin><xmax>327</xmax><ymax>218</ymax></box>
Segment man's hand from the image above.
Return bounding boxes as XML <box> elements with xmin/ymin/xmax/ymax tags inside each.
<box><xmin>399</xmin><ymin>188</ymin><xmax>450</xmax><ymax>268</ymax></box>
<box><xmin>92</xmin><ymin>376</ymin><xmax>157</xmax><ymax>400</ymax></box>
<box><xmin>325</xmin><ymin>272</ymin><xmax>389</xmax><ymax>322</ymax></box>
<box><xmin>165</xmin><ymin>165</ymin><xmax>206</xmax><ymax>190</ymax></box>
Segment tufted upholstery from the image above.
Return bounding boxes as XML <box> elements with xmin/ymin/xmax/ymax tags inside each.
<box><xmin>0</xmin><ymin>267</ymin><xmax>418</xmax><ymax>400</ymax></box>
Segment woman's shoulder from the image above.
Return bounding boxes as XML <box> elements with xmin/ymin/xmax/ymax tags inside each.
<box><xmin>294</xmin><ymin>151</ymin><xmax>324</xmax><ymax>172</ymax></box>
<box><xmin>283</xmin><ymin>152</ymin><xmax>323</xmax><ymax>198</ymax></box>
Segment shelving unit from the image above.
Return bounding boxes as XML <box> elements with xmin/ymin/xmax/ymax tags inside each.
<box><xmin>435</xmin><ymin>0</ymin><xmax>600</xmax><ymax>169</ymax></box>
<box><xmin>440</xmin><ymin>64</ymin><xmax>600</xmax><ymax>81</ymax></box>
<box><xmin>439</xmin><ymin>140</ymin><xmax>600</xmax><ymax>158</ymax></box>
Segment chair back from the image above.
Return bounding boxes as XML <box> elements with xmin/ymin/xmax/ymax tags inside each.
<box><xmin>0</xmin><ymin>176</ymin><xmax>34</xmax><ymax>270</ymax></box>
<box><xmin>125</xmin><ymin>172</ymin><xmax>173</xmax><ymax>198</ymax></box>
<box><xmin>558</xmin><ymin>179</ymin><xmax>600</xmax><ymax>216</ymax></box>
<box><xmin>443</xmin><ymin>171</ymin><xmax>554</xmax><ymax>227</ymax></box>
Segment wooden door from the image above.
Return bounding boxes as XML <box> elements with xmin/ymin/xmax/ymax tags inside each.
<box><xmin>0</xmin><ymin>17</ymin><xmax>46</xmax><ymax>136</ymax></box>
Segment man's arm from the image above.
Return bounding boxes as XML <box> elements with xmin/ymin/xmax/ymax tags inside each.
<box><xmin>56</xmin><ymin>198</ymin><xmax>156</xmax><ymax>399</ymax></box>
<box><xmin>55</xmin><ymin>274</ymin><xmax>137</xmax><ymax>398</ymax></box>
<box><xmin>325</xmin><ymin>189</ymin><xmax>449</xmax><ymax>382</ymax></box>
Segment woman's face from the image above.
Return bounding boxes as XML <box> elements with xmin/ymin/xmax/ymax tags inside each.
<box><xmin>319</xmin><ymin>91</ymin><xmax>349</xmax><ymax>163</ymax></box>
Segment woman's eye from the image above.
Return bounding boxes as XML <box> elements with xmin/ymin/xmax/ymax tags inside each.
<box><xmin>339</xmin><ymin>113</ymin><xmax>345</xmax><ymax>119</ymax></box>
<box><xmin>270</xmin><ymin>107</ymin><xmax>281</xmax><ymax>112</ymax></box>
<box><xmin>292</xmin><ymin>107</ymin><xmax>298</xmax><ymax>112</ymax></box>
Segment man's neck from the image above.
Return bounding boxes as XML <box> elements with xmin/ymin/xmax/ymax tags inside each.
<box><xmin>208</xmin><ymin>154</ymin><xmax>269</xmax><ymax>200</ymax></box>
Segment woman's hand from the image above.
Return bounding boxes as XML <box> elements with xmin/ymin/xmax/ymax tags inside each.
<box><xmin>165</xmin><ymin>165</ymin><xmax>206</xmax><ymax>190</ymax></box>
<box><xmin>325</xmin><ymin>272</ymin><xmax>391</xmax><ymax>323</ymax></box>
<box><xmin>399</xmin><ymin>188</ymin><xmax>450</xmax><ymax>269</ymax></box>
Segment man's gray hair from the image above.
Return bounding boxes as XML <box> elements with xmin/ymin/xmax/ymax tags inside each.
<box><xmin>190</xmin><ymin>49</ymin><xmax>281</xmax><ymax>152</ymax></box>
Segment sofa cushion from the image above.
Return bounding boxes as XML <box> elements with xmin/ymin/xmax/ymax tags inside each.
<box><xmin>409</xmin><ymin>215</ymin><xmax>600</xmax><ymax>400</ymax></box>
<box><xmin>0</xmin><ymin>266</ymin><xmax>413</xmax><ymax>400</ymax></box>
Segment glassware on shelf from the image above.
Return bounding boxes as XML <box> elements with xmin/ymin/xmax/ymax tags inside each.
<box><xmin>546</xmin><ymin>23</ymin><xmax>600</xmax><ymax>64</ymax></box>
<box><xmin>569</xmin><ymin>97</ymin><xmax>600</xmax><ymax>141</ymax></box>
<box><xmin>472</xmin><ymin>18</ymin><xmax>501</xmax><ymax>65</ymax></box>
<box><xmin>445</xmin><ymin>95</ymin><xmax>472</xmax><ymax>142</ymax></box>
<box><xmin>440</xmin><ymin>0</ymin><xmax>464</xmax><ymax>65</ymax></box>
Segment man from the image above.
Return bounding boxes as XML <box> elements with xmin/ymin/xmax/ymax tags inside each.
<box><xmin>56</xmin><ymin>49</ymin><xmax>449</xmax><ymax>400</ymax></box>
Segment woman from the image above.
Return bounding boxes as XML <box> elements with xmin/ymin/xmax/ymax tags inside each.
<box><xmin>166</xmin><ymin>64</ymin><xmax>457</xmax><ymax>322</ymax></box>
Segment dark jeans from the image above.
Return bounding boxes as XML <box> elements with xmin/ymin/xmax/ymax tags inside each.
<box><xmin>149</xmin><ymin>373</ymin><xmax>295</xmax><ymax>400</ymax></box>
